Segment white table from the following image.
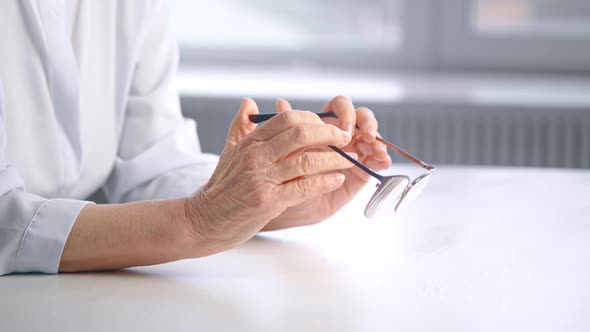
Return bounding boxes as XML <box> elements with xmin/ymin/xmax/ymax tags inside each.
<box><xmin>1</xmin><ymin>165</ymin><xmax>589</xmax><ymax>332</ymax></box>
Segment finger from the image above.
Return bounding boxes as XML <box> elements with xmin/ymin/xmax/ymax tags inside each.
<box><xmin>276</xmin><ymin>98</ymin><xmax>293</xmax><ymax>113</ymax></box>
<box><xmin>355</xmin><ymin>107</ymin><xmax>378</xmax><ymax>143</ymax></box>
<box><xmin>277</xmin><ymin>173</ymin><xmax>346</xmax><ymax>206</ymax></box>
<box><xmin>355</xmin><ymin>141</ymin><xmax>374</xmax><ymax>157</ymax></box>
<box><xmin>226</xmin><ymin>97</ymin><xmax>259</xmax><ymax>149</ymax></box>
<box><xmin>344</xmin><ymin>150</ymin><xmax>391</xmax><ymax>184</ymax></box>
<box><xmin>355</xmin><ymin>140</ymin><xmax>388</xmax><ymax>161</ymax></box>
<box><xmin>365</xmin><ymin>155</ymin><xmax>392</xmax><ymax>172</ymax></box>
<box><xmin>249</xmin><ymin>110</ymin><xmax>324</xmax><ymax>142</ymax></box>
<box><xmin>273</xmin><ymin>151</ymin><xmax>357</xmax><ymax>183</ymax></box>
<box><xmin>266</xmin><ymin>123</ymin><xmax>352</xmax><ymax>160</ymax></box>
<box><xmin>371</xmin><ymin>141</ymin><xmax>389</xmax><ymax>161</ymax></box>
<box><xmin>321</xmin><ymin>96</ymin><xmax>356</xmax><ymax>135</ymax></box>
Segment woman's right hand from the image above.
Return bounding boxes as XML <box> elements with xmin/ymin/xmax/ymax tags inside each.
<box><xmin>183</xmin><ymin>98</ymin><xmax>356</xmax><ymax>253</ymax></box>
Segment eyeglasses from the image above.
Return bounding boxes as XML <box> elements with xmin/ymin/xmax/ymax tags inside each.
<box><xmin>249</xmin><ymin>112</ymin><xmax>435</xmax><ymax>218</ymax></box>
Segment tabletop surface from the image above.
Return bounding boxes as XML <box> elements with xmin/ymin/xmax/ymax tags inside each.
<box><xmin>1</xmin><ymin>165</ymin><xmax>589</xmax><ymax>332</ymax></box>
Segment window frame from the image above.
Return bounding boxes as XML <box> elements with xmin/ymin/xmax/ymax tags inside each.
<box><xmin>436</xmin><ymin>0</ymin><xmax>590</xmax><ymax>73</ymax></box>
<box><xmin>178</xmin><ymin>0</ymin><xmax>434</xmax><ymax>71</ymax></box>
<box><xmin>177</xmin><ymin>0</ymin><xmax>590</xmax><ymax>74</ymax></box>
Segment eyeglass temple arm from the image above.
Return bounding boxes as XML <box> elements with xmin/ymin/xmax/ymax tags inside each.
<box><xmin>250</xmin><ymin>112</ymin><xmax>434</xmax><ymax>171</ymax></box>
<box><xmin>328</xmin><ymin>146</ymin><xmax>383</xmax><ymax>181</ymax></box>
<box><xmin>376</xmin><ymin>137</ymin><xmax>434</xmax><ymax>171</ymax></box>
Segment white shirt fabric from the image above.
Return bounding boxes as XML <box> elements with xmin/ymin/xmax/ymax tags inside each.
<box><xmin>0</xmin><ymin>0</ymin><xmax>218</xmax><ymax>275</ymax></box>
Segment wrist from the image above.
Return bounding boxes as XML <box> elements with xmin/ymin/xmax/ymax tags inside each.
<box><xmin>180</xmin><ymin>192</ymin><xmax>226</xmax><ymax>257</ymax></box>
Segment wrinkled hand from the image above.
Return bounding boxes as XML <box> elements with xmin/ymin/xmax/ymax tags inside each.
<box><xmin>185</xmin><ymin>98</ymin><xmax>356</xmax><ymax>250</ymax></box>
<box><xmin>263</xmin><ymin>96</ymin><xmax>392</xmax><ymax>230</ymax></box>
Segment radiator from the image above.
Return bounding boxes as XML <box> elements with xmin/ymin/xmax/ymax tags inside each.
<box><xmin>379</xmin><ymin>103</ymin><xmax>590</xmax><ymax>169</ymax></box>
<box><xmin>183</xmin><ymin>97</ymin><xmax>590</xmax><ymax>169</ymax></box>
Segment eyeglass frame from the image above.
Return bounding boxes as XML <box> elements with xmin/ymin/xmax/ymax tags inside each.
<box><xmin>249</xmin><ymin>112</ymin><xmax>435</xmax><ymax>217</ymax></box>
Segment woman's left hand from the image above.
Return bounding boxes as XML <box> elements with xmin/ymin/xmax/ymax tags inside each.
<box><xmin>261</xmin><ymin>96</ymin><xmax>392</xmax><ymax>230</ymax></box>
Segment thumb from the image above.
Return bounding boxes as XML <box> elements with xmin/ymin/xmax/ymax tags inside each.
<box><xmin>226</xmin><ymin>97</ymin><xmax>259</xmax><ymax>149</ymax></box>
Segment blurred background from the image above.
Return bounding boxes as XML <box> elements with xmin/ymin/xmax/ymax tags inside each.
<box><xmin>172</xmin><ymin>0</ymin><xmax>590</xmax><ymax>169</ymax></box>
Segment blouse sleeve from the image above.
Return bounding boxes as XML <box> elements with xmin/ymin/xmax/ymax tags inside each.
<box><xmin>0</xmin><ymin>84</ymin><xmax>91</xmax><ymax>276</ymax></box>
<box><xmin>102</xmin><ymin>0</ymin><xmax>218</xmax><ymax>204</ymax></box>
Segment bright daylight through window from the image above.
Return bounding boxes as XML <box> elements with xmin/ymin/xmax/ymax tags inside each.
<box><xmin>173</xmin><ymin>0</ymin><xmax>402</xmax><ymax>51</ymax></box>
<box><xmin>475</xmin><ymin>0</ymin><xmax>590</xmax><ymax>38</ymax></box>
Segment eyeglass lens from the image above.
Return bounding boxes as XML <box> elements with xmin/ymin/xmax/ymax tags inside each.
<box><xmin>364</xmin><ymin>176</ymin><xmax>409</xmax><ymax>218</ymax></box>
<box><xmin>395</xmin><ymin>171</ymin><xmax>434</xmax><ymax>212</ymax></box>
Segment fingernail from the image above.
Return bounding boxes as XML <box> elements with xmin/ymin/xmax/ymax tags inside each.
<box><xmin>347</xmin><ymin>152</ymin><xmax>358</xmax><ymax>160</ymax></box>
<box><xmin>368</xmin><ymin>128</ymin><xmax>377</xmax><ymax>137</ymax></box>
<box><xmin>379</xmin><ymin>145</ymin><xmax>387</xmax><ymax>151</ymax></box>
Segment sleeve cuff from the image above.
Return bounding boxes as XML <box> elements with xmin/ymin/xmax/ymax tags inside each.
<box><xmin>15</xmin><ymin>199</ymin><xmax>93</xmax><ymax>274</ymax></box>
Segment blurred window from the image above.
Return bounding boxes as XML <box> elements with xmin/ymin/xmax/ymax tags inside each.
<box><xmin>438</xmin><ymin>0</ymin><xmax>590</xmax><ymax>72</ymax></box>
<box><xmin>173</xmin><ymin>0</ymin><xmax>590</xmax><ymax>72</ymax></box>
<box><xmin>475</xmin><ymin>0</ymin><xmax>590</xmax><ymax>38</ymax></box>
<box><xmin>174</xmin><ymin>0</ymin><xmax>402</xmax><ymax>51</ymax></box>
<box><xmin>172</xmin><ymin>0</ymin><xmax>408</xmax><ymax>69</ymax></box>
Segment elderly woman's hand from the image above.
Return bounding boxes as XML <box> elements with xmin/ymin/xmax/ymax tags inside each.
<box><xmin>184</xmin><ymin>98</ymin><xmax>356</xmax><ymax>252</ymax></box>
<box><xmin>262</xmin><ymin>96</ymin><xmax>392</xmax><ymax>230</ymax></box>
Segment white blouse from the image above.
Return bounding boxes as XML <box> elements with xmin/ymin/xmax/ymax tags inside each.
<box><xmin>0</xmin><ymin>0</ymin><xmax>218</xmax><ymax>275</ymax></box>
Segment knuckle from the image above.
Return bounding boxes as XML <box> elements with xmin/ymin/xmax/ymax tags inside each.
<box><xmin>301</xmin><ymin>110</ymin><xmax>322</xmax><ymax>123</ymax></box>
<box><xmin>334</xmin><ymin>153</ymin><xmax>351</xmax><ymax>168</ymax></box>
<box><xmin>292</xmin><ymin>124</ymin><xmax>311</xmax><ymax>144</ymax></box>
<box><xmin>278</xmin><ymin>111</ymin><xmax>297</xmax><ymax>127</ymax></box>
<box><xmin>282</xmin><ymin>110</ymin><xmax>321</xmax><ymax>125</ymax></box>
<box><xmin>299</xmin><ymin>153</ymin><xmax>317</xmax><ymax>174</ymax></box>
<box><xmin>296</xmin><ymin>179</ymin><xmax>313</xmax><ymax>195</ymax></box>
